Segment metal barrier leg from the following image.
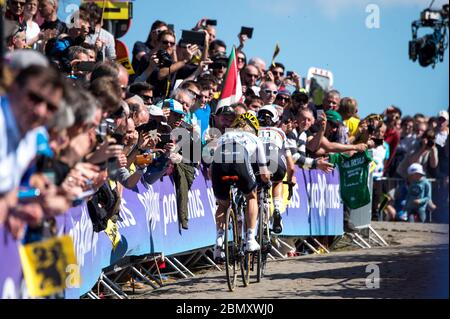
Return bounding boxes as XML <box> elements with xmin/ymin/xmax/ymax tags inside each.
<box><xmin>87</xmin><ymin>291</ymin><xmax>99</xmax><ymax>299</ymax></box>
<box><xmin>345</xmin><ymin>233</ymin><xmax>367</xmax><ymax>249</ymax></box>
<box><xmin>130</xmin><ymin>266</ymin><xmax>159</xmax><ymax>289</ymax></box>
<box><xmin>200</xmin><ymin>251</ymin><xmax>222</xmax><ymax>271</ymax></box>
<box><xmin>277</xmin><ymin>237</ymin><xmax>297</xmax><ymax>252</ymax></box>
<box><xmin>270</xmin><ymin>245</ymin><xmax>287</xmax><ymax>258</ymax></box>
<box><xmin>171</xmin><ymin>257</ymin><xmax>195</xmax><ymax>277</ymax></box>
<box><xmin>312</xmin><ymin>238</ymin><xmax>330</xmax><ymax>253</ymax></box>
<box><xmin>354</xmin><ymin>233</ymin><xmax>371</xmax><ymax>248</ymax></box>
<box><xmin>136</xmin><ymin>263</ymin><xmax>164</xmax><ymax>287</ymax></box>
<box><xmin>368</xmin><ymin>225</ymin><xmax>389</xmax><ymax>247</ymax></box>
<box><xmin>99</xmin><ymin>276</ymin><xmax>126</xmax><ymax>299</ymax></box>
<box><xmin>101</xmin><ymin>273</ymin><xmax>128</xmax><ymax>298</ymax></box>
<box><xmin>303</xmin><ymin>239</ymin><xmax>320</xmax><ymax>254</ymax></box>
<box><xmin>164</xmin><ymin>257</ymin><xmax>189</xmax><ymax>279</ymax></box>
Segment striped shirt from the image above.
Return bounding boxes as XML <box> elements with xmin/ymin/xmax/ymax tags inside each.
<box><xmin>285</xmin><ymin>129</ymin><xmax>316</xmax><ymax>169</ymax></box>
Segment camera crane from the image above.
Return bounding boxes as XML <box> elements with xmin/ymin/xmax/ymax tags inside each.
<box><xmin>409</xmin><ymin>0</ymin><xmax>449</xmax><ymax>68</ymax></box>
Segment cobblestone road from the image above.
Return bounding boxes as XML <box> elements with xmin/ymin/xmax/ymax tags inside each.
<box><xmin>132</xmin><ymin>222</ymin><xmax>448</xmax><ymax>299</ymax></box>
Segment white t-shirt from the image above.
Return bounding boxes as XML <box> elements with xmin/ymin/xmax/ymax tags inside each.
<box><xmin>26</xmin><ymin>21</ymin><xmax>40</xmax><ymax>45</ymax></box>
<box><xmin>0</xmin><ymin>96</ymin><xmax>47</xmax><ymax>194</ymax></box>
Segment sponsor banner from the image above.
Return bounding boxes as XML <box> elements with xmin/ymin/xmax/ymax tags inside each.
<box><xmin>1</xmin><ymin>168</ymin><xmax>344</xmax><ymax>298</ymax></box>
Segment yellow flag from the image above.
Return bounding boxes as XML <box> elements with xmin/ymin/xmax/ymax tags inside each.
<box><xmin>271</xmin><ymin>43</ymin><xmax>280</xmax><ymax>68</ymax></box>
<box><xmin>19</xmin><ymin>235</ymin><xmax>78</xmax><ymax>298</ymax></box>
<box><xmin>117</xmin><ymin>57</ymin><xmax>135</xmax><ymax>75</ymax></box>
<box><xmin>105</xmin><ymin>219</ymin><xmax>121</xmax><ymax>250</ymax></box>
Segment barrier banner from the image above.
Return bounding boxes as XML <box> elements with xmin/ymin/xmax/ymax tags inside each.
<box><xmin>0</xmin><ymin>225</ymin><xmax>25</xmax><ymax>299</ymax></box>
<box><xmin>1</xmin><ymin>168</ymin><xmax>344</xmax><ymax>299</ymax></box>
<box><xmin>282</xmin><ymin>169</ymin><xmax>343</xmax><ymax>236</ymax></box>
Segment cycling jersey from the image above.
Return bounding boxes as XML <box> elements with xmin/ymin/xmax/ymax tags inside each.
<box><xmin>258</xmin><ymin>127</ymin><xmax>287</xmax><ymax>182</ymax></box>
<box><xmin>213</xmin><ymin>130</ymin><xmax>267</xmax><ymax>168</ymax></box>
<box><xmin>211</xmin><ymin>130</ymin><xmax>268</xmax><ymax>200</ymax></box>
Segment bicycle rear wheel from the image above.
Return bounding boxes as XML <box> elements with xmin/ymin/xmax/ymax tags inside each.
<box><xmin>256</xmin><ymin>207</ymin><xmax>264</xmax><ymax>282</ymax></box>
<box><xmin>224</xmin><ymin>208</ymin><xmax>239</xmax><ymax>292</ymax></box>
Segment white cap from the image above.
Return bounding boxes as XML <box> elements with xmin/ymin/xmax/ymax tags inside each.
<box><xmin>147</xmin><ymin>105</ymin><xmax>165</xmax><ymax>117</ymax></box>
<box><xmin>258</xmin><ymin>105</ymin><xmax>280</xmax><ymax>123</ymax></box>
<box><xmin>438</xmin><ymin>110</ymin><xmax>449</xmax><ymax>121</ymax></box>
<box><xmin>407</xmin><ymin>163</ymin><xmax>426</xmax><ymax>176</ymax></box>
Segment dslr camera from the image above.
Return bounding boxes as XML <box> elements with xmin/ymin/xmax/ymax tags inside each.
<box><xmin>156</xmin><ymin>49</ymin><xmax>174</xmax><ymax>68</ymax></box>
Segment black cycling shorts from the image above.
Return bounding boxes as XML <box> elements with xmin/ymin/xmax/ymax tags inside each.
<box><xmin>265</xmin><ymin>152</ymin><xmax>287</xmax><ymax>182</ymax></box>
<box><xmin>211</xmin><ymin>149</ymin><xmax>258</xmax><ymax>201</ymax></box>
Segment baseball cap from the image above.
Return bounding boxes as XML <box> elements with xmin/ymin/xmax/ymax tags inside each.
<box><xmin>407</xmin><ymin>163</ymin><xmax>426</xmax><ymax>176</ymax></box>
<box><xmin>277</xmin><ymin>89</ymin><xmax>291</xmax><ymax>97</ymax></box>
<box><xmin>156</xmin><ymin>99</ymin><xmax>185</xmax><ymax>115</ymax></box>
<box><xmin>215</xmin><ymin>105</ymin><xmax>236</xmax><ymax>116</ymax></box>
<box><xmin>326</xmin><ymin>110</ymin><xmax>343</xmax><ymax>123</ymax></box>
<box><xmin>147</xmin><ymin>105</ymin><xmax>165</xmax><ymax>117</ymax></box>
<box><xmin>258</xmin><ymin>105</ymin><xmax>280</xmax><ymax>123</ymax></box>
<box><xmin>438</xmin><ymin>110</ymin><xmax>449</xmax><ymax>121</ymax></box>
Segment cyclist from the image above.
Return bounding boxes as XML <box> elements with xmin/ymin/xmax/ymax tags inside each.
<box><xmin>210</xmin><ymin>112</ymin><xmax>271</xmax><ymax>260</ymax></box>
<box><xmin>256</xmin><ymin>105</ymin><xmax>295</xmax><ymax>234</ymax></box>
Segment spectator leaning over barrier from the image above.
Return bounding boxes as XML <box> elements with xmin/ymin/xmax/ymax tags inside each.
<box><xmin>0</xmin><ymin>65</ymin><xmax>65</xmax><ymax>232</ymax></box>
<box><xmin>290</xmin><ymin>108</ymin><xmax>334</xmax><ymax>171</ymax></box>
<box><xmin>308</xmin><ymin>110</ymin><xmax>367</xmax><ymax>157</ymax></box>
<box><xmin>404</xmin><ymin>163</ymin><xmax>432</xmax><ymax>223</ymax></box>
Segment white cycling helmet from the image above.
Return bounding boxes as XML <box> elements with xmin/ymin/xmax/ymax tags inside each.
<box><xmin>257</xmin><ymin>105</ymin><xmax>280</xmax><ymax>124</ymax></box>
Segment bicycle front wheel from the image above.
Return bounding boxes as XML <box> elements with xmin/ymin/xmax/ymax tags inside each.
<box><xmin>224</xmin><ymin>208</ymin><xmax>239</xmax><ymax>292</ymax></box>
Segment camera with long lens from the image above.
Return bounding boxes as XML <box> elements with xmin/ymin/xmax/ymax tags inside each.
<box><xmin>409</xmin><ymin>4</ymin><xmax>449</xmax><ymax>68</ymax></box>
<box><xmin>156</xmin><ymin>49</ymin><xmax>174</xmax><ymax>68</ymax></box>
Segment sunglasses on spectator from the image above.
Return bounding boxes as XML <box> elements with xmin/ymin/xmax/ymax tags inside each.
<box><xmin>264</xmin><ymin>89</ymin><xmax>278</xmax><ymax>95</ymax></box>
<box><xmin>246</xmin><ymin>73</ymin><xmax>258</xmax><ymax>78</ymax></box>
<box><xmin>110</xmin><ymin>106</ymin><xmax>125</xmax><ymax>119</ymax></box>
<box><xmin>140</xmin><ymin>95</ymin><xmax>153</xmax><ymax>104</ymax></box>
<box><xmin>12</xmin><ymin>0</ymin><xmax>26</xmax><ymax>6</ymax></box>
<box><xmin>162</xmin><ymin>40</ymin><xmax>176</xmax><ymax>46</ymax></box>
<box><xmin>276</xmin><ymin>96</ymin><xmax>290</xmax><ymax>102</ymax></box>
<box><xmin>238</xmin><ymin>57</ymin><xmax>246</xmax><ymax>62</ymax></box>
<box><xmin>187</xmin><ymin>89</ymin><xmax>201</xmax><ymax>100</ymax></box>
<box><xmin>272</xmin><ymin>71</ymin><xmax>284</xmax><ymax>76</ymax></box>
<box><xmin>26</xmin><ymin>90</ymin><xmax>59</xmax><ymax>112</ymax></box>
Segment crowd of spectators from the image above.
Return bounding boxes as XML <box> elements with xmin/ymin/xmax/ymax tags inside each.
<box><xmin>1</xmin><ymin>0</ymin><xmax>448</xmax><ymax>246</ymax></box>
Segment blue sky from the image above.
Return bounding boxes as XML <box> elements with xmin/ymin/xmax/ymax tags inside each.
<box><xmin>61</xmin><ymin>0</ymin><xmax>449</xmax><ymax>118</ymax></box>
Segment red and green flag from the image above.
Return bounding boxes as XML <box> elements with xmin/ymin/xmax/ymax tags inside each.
<box><xmin>217</xmin><ymin>47</ymin><xmax>243</xmax><ymax>109</ymax></box>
